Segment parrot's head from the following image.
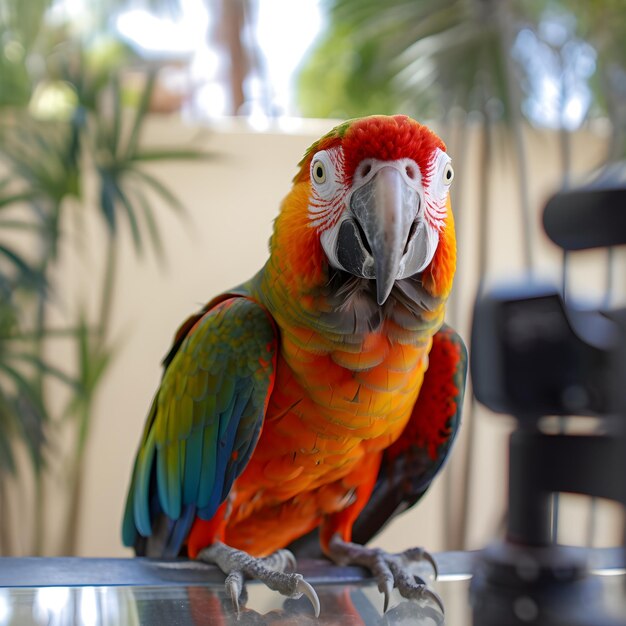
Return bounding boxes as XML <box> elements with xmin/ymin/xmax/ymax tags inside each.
<box><xmin>271</xmin><ymin>115</ymin><xmax>456</xmax><ymax>326</ymax></box>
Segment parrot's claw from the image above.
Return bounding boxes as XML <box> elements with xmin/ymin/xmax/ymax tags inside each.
<box><xmin>402</xmin><ymin>546</ymin><xmax>439</xmax><ymax>579</ymax></box>
<box><xmin>391</xmin><ymin>569</ymin><xmax>445</xmax><ymax>614</ymax></box>
<box><xmin>225</xmin><ymin>570</ymin><xmax>244</xmax><ymax>615</ymax></box>
<box><xmin>197</xmin><ymin>542</ymin><xmax>320</xmax><ymax>617</ymax></box>
<box><xmin>382</xmin><ymin>579</ymin><xmax>393</xmax><ymax>613</ymax></box>
<box><xmin>412</xmin><ymin>578</ymin><xmax>445</xmax><ymax>614</ymax></box>
<box><xmin>327</xmin><ymin>535</ymin><xmax>443</xmax><ymax>615</ymax></box>
<box><xmin>296</xmin><ymin>578</ymin><xmax>321</xmax><ymax>618</ymax></box>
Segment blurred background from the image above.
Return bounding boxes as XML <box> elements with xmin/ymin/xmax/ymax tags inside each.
<box><xmin>0</xmin><ymin>0</ymin><xmax>624</xmax><ymax>559</ymax></box>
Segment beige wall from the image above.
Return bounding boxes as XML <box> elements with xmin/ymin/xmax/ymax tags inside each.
<box><xmin>38</xmin><ymin>116</ymin><xmax>623</xmax><ymax>557</ymax></box>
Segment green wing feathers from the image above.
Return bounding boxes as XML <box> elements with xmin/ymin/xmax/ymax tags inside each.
<box><xmin>122</xmin><ymin>297</ymin><xmax>277</xmax><ymax>547</ymax></box>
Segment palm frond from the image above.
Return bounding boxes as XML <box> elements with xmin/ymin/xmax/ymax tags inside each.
<box><xmin>0</xmin><ymin>360</ymin><xmax>48</xmax><ymax>472</ymax></box>
<box><xmin>112</xmin><ymin>178</ymin><xmax>143</xmax><ymax>253</ymax></box>
<box><xmin>61</xmin><ymin>313</ymin><xmax>116</xmax><ymax>455</ymax></box>
<box><xmin>99</xmin><ymin>168</ymin><xmax>118</xmax><ymax>234</ymax></box>
<box><xmin>125</xmin><ymin>70</ymin><xmax>157</xmax><ymax>160</ymax></box>
<box><xmin>129</xmin><ymin>185</ymin><xmax>166</xmax><ymax>262</ymax></box>
<box><xmin>127</xmin><ymin>167</ymin><xmax>186</xmax><ymax>214</ymax></box>
<box><xmin>130</xmin><ymin>148</ymin><xmax>215</xmax><ymax>162</ymax></box>
<box><xmin>0</xmin><ymin>243</ymin><xmax>46</xmax><ymax>291</ymax></box>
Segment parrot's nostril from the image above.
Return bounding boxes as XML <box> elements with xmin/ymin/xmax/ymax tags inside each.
<box><xmin>403</xmin><ymin>220</ymin><xmax>419</xmax><ymax>256</ymax></box>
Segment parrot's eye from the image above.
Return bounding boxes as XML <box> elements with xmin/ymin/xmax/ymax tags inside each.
<box><xmin>443</xmin><ymin>163</ymin><xmax>454</xmax><ymax>185</ymax></box>
<box><xmin>312</xmin><ymin>160</ymin><xmax>326</xmax><ymax>184</ymax></box>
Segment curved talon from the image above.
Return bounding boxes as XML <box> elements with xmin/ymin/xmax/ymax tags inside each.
<box><xmin>325</xmin><ymin>537</ymin><xmax>444</xmax><ymax>616</ymax></box>
<box><xmin>198</xmin><ymin>543</ymin><xmax>316</xmax><ymax>615</ymax></box>
<box><xmin>225</xmin><ymin>571</ymin><xmax>242</xmax><ymax>615</ymax></box>
<box><xmin>422</xmin><ymin>551</ymin><xmax>438</xmax><ymax>580</ymax></box>
<box><xmin>296</xmin><ymin>578</ymin><xmax>320</xmax><ymax>617</ymax></box>
<box><xmin>423</xmin><ymin>586</ymin><xmax>445</xmax><ymax>615</ymax></box>
<box><xmin>381</xmin><ymin>579</ymin><xmax>393</xmax><ymax>613</ymax></box>
<box><xmin>403</xmin><ymin>547</ymin><xmax>438</xmax><ymax>580</ymax></box>
<box><xmin>412</xmin><ymin>575</ymin><xmax>444</xmax><ymax>615</ymax></box>
<box><xmin>230</xmin><ymin>585</ymin><xmax>240</xmax><ymax>615</ymax></box>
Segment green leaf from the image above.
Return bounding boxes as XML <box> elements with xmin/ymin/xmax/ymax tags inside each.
<box><xmin>61</xmin><ymin>314</ymin><xmax>116</xmax><ymax>455</ymax></box>
<box><xmin>0</xmin><ymin>191</ymin><xmax>39</xmax><ymax>209</ymax></box>
<box><xmin>112</xmin><ymin>180</ymin><xmax>143</xmax><ymax>254</ymax></box>
<box><xmin>125</xmin><ymin>70</ymin><xmax>156</xmax><ymax>160</ymax></box>
<box><xmin>9</xmin><ymin>352</ymin><xmax>79</xmax><ymax>390</ymax></box>
<box><xmin>0</xmin><ymin>121</ymin><xmax>73</xmax><ymax>204</ymax></box>
<box><xmin>13</xmin><ymin>389</ymin><xmax>47</xmax><ymax>472</ymax></box>
<box><xmin>0</xmin><ymin>243</ymin><xmax>46</xmax><ymax>290</ymax></box>
<box><xmin>127</xmin><ymin>167</ymin><xmax>186</xmax><ymax>215</ymax></box>
<box><xmin>99</xmin><ymin>169</ymin><xmax>118</xmax><ymax>233</ymax></box>
<box><xmin>0</xmin><ymin>219</ymin><xmax>46</xmax><ymax>232</ymax></box>
<box><xmin>0</xmin><ymin>326</ymin><xmax>98</xmax><ymax>341</ymax></box>
<box><xmin>0</xmin><ymin>406</ymin><xmax>17</xmax><ymax>473</ymax></box>
<box><xmin>110</xmin><ymin>73</ymin><xmax>123</xmax><ymax>159</ymax></box>
<box><xmin>0</xmin><ymin>362</ymin><xmax>47</xmax><ymax>420</ymax></box>
<box><xmin>130</xmin><ymin>148</ymin><xmax>214</xmax><ymax>163</ymax></box>
<box><xmin>130</xmin><ymin>184</ymin><xmax>166</xmax><ymax>262</ymax></box>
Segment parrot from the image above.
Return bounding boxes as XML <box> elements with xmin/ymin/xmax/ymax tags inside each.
<box><xmin>122</xmin><ymin>114</ymin><xmax>467</xmax><ymax>617</ymax></box>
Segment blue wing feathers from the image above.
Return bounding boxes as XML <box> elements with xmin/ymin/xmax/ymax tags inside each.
<box><xmin>219</xmin><ymin>390</ymin><xmax>254</xmax><ymax>501</ymax></box>
<box><xmin>122</xmin><ymin>296</ymin><xmax>277</xmax><ymax>555</ymax></box>
<box><xmin>156</xmin><ymin>442</ymin><xmax>169</xmax><ymax>518</ymax></box>
<box><xmin>196</xmin><ymin>423</ymin><xmax>218</xmax><ymax>510</ymax></box>
<box><xmin>183</xmin><ymin>429</ymin><xmax>203</xmax><ymax>505</ymax></box>
<box><xmin>130</xmin><ymin>425</ymin><xmax>157</xmax><ymax>538</ymax></box>
<box><xmin>122</xmin><ymin>456</ymin><xmax>142</xmax><ymax>545</ymax></box>
<box><xmin>165</xmin><ymin>504</ymin><xmax>196</xmax><ymax>557</ymax></box>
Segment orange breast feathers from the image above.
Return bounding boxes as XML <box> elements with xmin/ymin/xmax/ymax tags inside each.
<box><xmin>222</xmin><ymin>330</ymin><xmax>432</xmax><ymax>556</ymax></box>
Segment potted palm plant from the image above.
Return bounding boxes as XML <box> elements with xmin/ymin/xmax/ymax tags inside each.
<box><xmin>0</xmin><ymin>0</ymin><xmax>204</xmax><ymax>556</ymax></box>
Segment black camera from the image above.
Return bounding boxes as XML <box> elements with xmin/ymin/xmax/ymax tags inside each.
<box><xmin>469</xmin><ymin>170</ymin><xmax>626</xmax><ymax>625</ymax></box>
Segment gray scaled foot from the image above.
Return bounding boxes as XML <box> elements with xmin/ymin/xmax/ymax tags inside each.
<box><xmin>327</xmin><ymin>534</ymin><xmax>444</xmax><ymax>614</ymax></box>
<box><xmin>197</xmin><ymin>541</ymin><xmax>320</xmax><ymax>617</ymax></box>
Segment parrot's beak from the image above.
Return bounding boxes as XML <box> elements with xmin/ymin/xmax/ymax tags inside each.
<box><xmin>349</xmin><ymin>166</ymin><xmax>419</xmax><ymax>305</ymax></box>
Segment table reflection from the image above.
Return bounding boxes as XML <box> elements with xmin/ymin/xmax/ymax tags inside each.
<box><xmin>1</xmin><ymin>580</ymin><xmax>462</xmax><ymax>626</ymax></box>
<box><xmin>0</xmin><ymin>551</ymin><xmax>622</xmax><ymax>626</ymax></box>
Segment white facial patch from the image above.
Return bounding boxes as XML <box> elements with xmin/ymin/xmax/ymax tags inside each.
<box><xmin>307</xmin><ymin>145</ymin><xmax>453</xmax><ymax>286</ymax></box>
<box><xmin>307</xmin><ymin>147</ymin><xmax>348</xmax><ymax>231</ymax></box>
<box><xmin>424</xmin><ymin>148</ymin><xmax>453</xmax><ymax>231</ymax></box>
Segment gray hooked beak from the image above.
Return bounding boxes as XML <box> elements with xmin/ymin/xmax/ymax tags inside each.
<box><xmin>343</xmin><ymin>166</ymin><xmax>419</xmax><ymax>305</ymax></box>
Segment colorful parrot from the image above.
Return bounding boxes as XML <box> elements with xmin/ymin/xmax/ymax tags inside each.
<box><xmin>122</xmin><ymin>115</ymin><xmax>467</xmax><ymax>617</ymax></box>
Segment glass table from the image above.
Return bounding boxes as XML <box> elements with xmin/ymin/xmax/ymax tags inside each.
<box><xmin>0</xmin><ymin>549</ymin><xmax>623</xmax><ymax>625</ymax></box>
